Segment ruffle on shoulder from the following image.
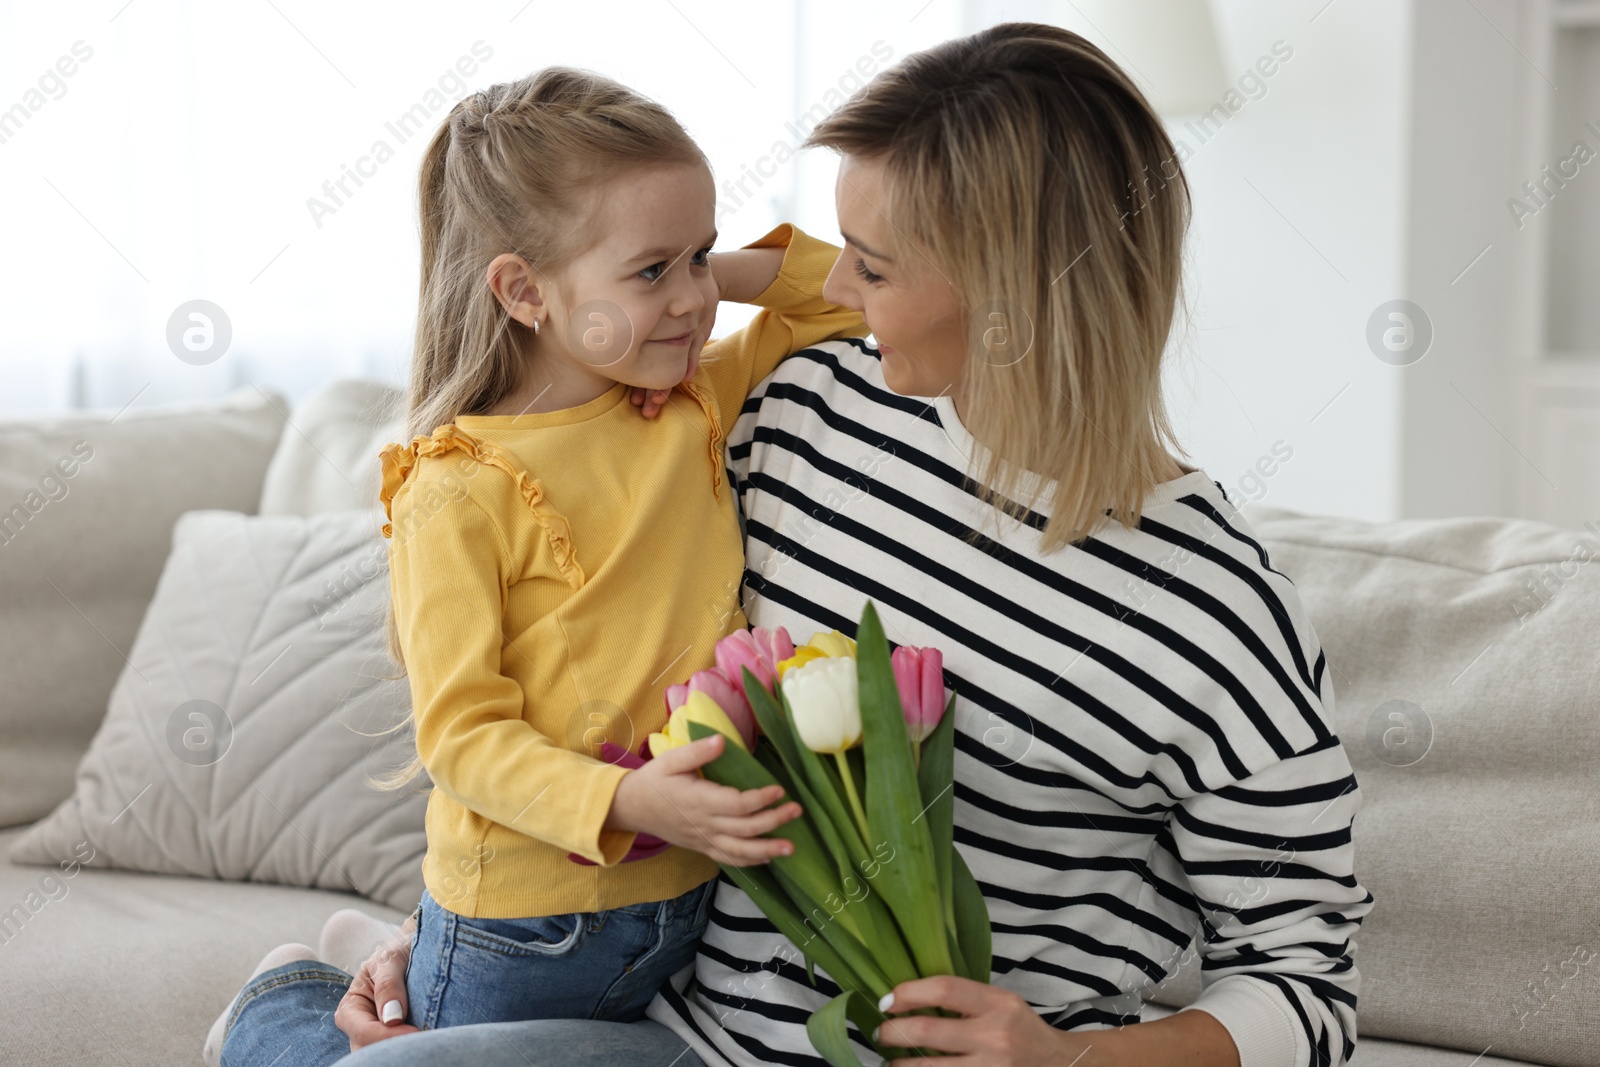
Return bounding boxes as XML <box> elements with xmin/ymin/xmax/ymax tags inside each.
<box><xmin>377</xmin><ymin>423</ymin><xmax>585</xmax><ymax>590</ymax></box>
<box><xmin>677</xmin><ymin>379</ymin><xmax>725</xmax><ymax>500</ymax></box>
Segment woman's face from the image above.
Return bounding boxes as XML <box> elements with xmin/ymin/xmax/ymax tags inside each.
<box><xmin>822</xmin><ymin>153</ymin><xmax>969</xmax><ymax>404</ymax></box>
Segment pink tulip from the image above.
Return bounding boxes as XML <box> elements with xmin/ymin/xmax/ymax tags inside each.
<box><xmin>892</xmin><ymin>645</ymin><xmax>946</xmax><ymax>743</ymax></box>
<box><xmin>714</xmin><ymin>626</ymin><xmax>796</xmax><ymax>695</ymax></box>
<box><xmin>665</xmin><ymin>666</ymin><xmax>757</xmax><ymax>751</ymax></box>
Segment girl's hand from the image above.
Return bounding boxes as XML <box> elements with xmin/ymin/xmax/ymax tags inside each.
<box><xmin>605</xmin><ymin>733</ymin><xmax>802</xmax><ymax>866</ymax></box>
<box><xmin>872</xmin><ymin>976</ymin><xmax>1102</xmax><ymax>1066</ymax></box>
<box><xmin>334</xmin><ymin>915</ymin><xmax>420</xmax><ymax>1052</ymax></box>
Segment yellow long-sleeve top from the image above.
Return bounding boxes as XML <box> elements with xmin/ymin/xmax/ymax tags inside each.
<box><xmin>377</xmin><ymin>224</ymin><xmax>865</xmax><ymax>919</ymax></box>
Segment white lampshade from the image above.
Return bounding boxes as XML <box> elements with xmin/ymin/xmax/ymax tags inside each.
<box><xmin>962</xmin><ymin>0</ymin><xmax>1229</xmax><ymax>116</ymax></box>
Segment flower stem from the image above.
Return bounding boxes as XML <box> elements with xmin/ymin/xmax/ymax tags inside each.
<box><xmin>833</xmin><ymin>749</ymin><xmax>871</xmax><ymax>843</ymax></box>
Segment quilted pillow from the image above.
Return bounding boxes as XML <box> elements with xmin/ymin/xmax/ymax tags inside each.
<box><xmin>0</xmin><ymin>384</ymin><xmax>289</xmax><ymax>828</ymax></box>
<box><xmin>9</xmin><ymin>507</ymin><xmax>428</xmax><ymax>911</ymax></box>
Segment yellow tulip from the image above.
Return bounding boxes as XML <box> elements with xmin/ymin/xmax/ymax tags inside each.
<box><xmin>809</xmin><ymin>630</ymin><xmax>857</xmax><ymax>659</ymax></box>
<box><xmin>776</xmin><ymin>646</ymin><xmax>825</xmax><ymax>678</ymax></box>
<box><xmin>645</xmin><ymin>730</ymin><xmax>680</xmax><ymax>759</ymax></box>
<box><xmin>776</xmin><ymin>630</ymin><xmax>857</xmax><ymax>678</ymax></box>
<box><xmin>647</xmin><ymin>690</ymin><xmax>749</xmax><ymax>759</ymax></box>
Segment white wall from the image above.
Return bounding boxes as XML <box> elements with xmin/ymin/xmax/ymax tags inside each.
<box><xmin>0</xmin><ymin>1</ymin><xmax>815</xmax><ymax>415</ymax></box>
<box><xmin>950</xmin><ymin>1</ymin><xmax>1414</xmax><ymax>522</ymax></box>
<box><xmin>1399</xmin><ymin>0</ymin><xmax>1533</xmax><ymax>522</ymax></box>
<box><xmin>1173</xmin><ymin>0</ymin><xmax>1413</xmax><ymax>523</ymax></box>
<box><xmin>3</xmin><ymin>0</ymin><xmax>1423</xmax><ymax>526</ymax></box>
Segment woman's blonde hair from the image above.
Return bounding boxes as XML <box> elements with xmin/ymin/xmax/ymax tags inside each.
<box><xmin>804</xmin><ymin>21</ymin><xmax>1194</xmax><ymax>553</ymax></box>
<box><xmin>368</xmin><ymin>67</ymin><xmax>707</xmax><ymax>792</ymax></box>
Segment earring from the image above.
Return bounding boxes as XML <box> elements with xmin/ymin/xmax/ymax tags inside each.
<box><xmin>532</xmin><ymin>318</ymin><xmax>541</xmax><ymax>336</ymax></box>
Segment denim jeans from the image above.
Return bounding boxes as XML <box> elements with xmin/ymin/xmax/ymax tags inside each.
<box><xmin>221</xmin><ymin>960</ymin><xmax>356</xmax><ymax>1067</ymax></box>
<box><xmin>219</xmin><ymin>960</ymin><xmax>705</xmax><ymax>1067</ymax></box>
<box><xmin>219</xmin><ymin>878</ymin><xmax>717</xmax><ymax>1067</ymax></box>
<box><xmin>406</xmin><ymin>879</ymin><xmax>715</xmax><ymax>1030</ymax></box>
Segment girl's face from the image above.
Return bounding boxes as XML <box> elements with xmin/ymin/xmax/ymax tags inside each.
<box><xmin>496</xmin><ymin>162</ymin><xmax>720</xmax><ymax>395</ymax></box>
<box><xmin>821</xmin><ymin>153</ymin><xmax>969</xmax><ymax>407</ymax></box>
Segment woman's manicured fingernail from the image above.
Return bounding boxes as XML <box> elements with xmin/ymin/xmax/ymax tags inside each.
<box><xmin>381</xmin><ymin>999</ymin><xmax>403</xmax><ymax>1023</ymax></box>
<box><xmin>872</xmin><ymin>1025</ymin><xmax>881</xmax><ymax>1043</ymax></box>
<box><xmin>878</xmin><ymin>991</ymin><xmax>895</xmax><ymax>1012</ymax></box>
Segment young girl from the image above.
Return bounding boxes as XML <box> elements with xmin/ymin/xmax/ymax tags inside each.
<box><xmin>368</xmin><ymin>67</ymin><xmax>872</xmax><ymax>1034</ymax></box>
<box><xmin>227</xmin><ymin>65</ymin><xmax>859</xmax><ymax>1052</ymax></box>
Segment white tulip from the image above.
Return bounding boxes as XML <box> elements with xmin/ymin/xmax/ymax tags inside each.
<box><xmin>783</xmin><ymin>656</ymin><xmax>862</xmax><ymax>753</ymax></box>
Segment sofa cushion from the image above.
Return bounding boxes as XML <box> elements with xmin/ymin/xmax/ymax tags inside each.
<box><xmin>0</xmin><ymin>386</ymin><xmax>289</xmax><ymax>829</ymax></box>
<box><xmin>8</xmin><ymin>507</ymin><xmax>428</xmax><ymax>911</ymax></box>
<box><xmin>258</xmin><ymin>378</ymin><xmax>405</xmax><ymax>516</ymax></box>
<box><xmin>0</xmin><ymin>822</ymin><xmax>405</xmax><ymax>1067</ymax></box>
<box><xmin>1146</xmin><ymin>504</ymin><xmax>1600</xmax><ymax>1067</ymax></box>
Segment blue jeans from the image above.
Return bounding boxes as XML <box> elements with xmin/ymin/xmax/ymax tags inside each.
<box><xmin>406</xmin><ymin>879</ymin><xmax>715</xmax><ymax>1029</ymax></box>
<box><xmin>220</xmin><ymin>960</ymin><xmax>353</xmax><ymax>1067</ymax></box>
<box><xmin>219</xmin><ymin>879</ymin><xmax>716</xmax><ymax>1067</ymax></box>
<box><xmin>219</xmin><ymin>961</ymin><xmax>705</xmax><ymax>1067</ymax></box>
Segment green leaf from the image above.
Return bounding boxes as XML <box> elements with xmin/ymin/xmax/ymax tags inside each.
<box><xmin>855</xmin><ymin>601</ymin><xmax>954</xmax><ymax>977</ymax></box>
<box><xmin>846</xmin><ymin>746</ymin><xmax>866</xmax><ymax>796</ymax></box>
<box><xmin>754</xmin><ymin>730</ymin><xmax>854</xmax><ymax>891</ymax></box>
<box><xmin>742</xmin><ymin>667</ymin><xmax>806</xmax><ymax>773</ymax></box>
<box><xmin>747</xmin><ymin>718</ymin><xmax>919</xmax><ymax>988</ymax></box>
<box><xmin>808</xmin><ymin>997</ymin><xmax>943</xmax><ymax>1065</ymax></box>
<box><xmin>807</xmin><ymin>992</ymin><xmax>867</xmax><ymax>1067</ymax></box>
<box><xmin>773</xmin><ymin>682</ymin><xmax>923</xmax><ymax>987</ymax></box>
<box><xmin>687</xmin><ymin>721</ymin><xmax>863</xmax><ymax>943</ymax></box>
<box><xmin>916</xmin><ymin>688</ymin><xmax>960</xmax><ymax>933</ymax></box>
<box><xmin>751</xmin><ymin>740</ymin><xmax>799</xmax><ymax>796</ymax></box>
<box><xmin>945</xmin><ymin>918</ymin><xmax>969</xmax><ymax>981</ymax></box>
<box><xmin>949</xmin><ymin>844</ymin><xmax>992</xmax><ymax>982</ymax></box>
<box><xmin>770</xmin><ymin>862</ymin><xmax>892</xmax><ymax>998</ymax></box>
<box><xmin>720</xmin><ymin>862</ymin><xmax>867</xmax><ymax>998</ymax></box>
<box><xmin>764</xmin><ymin>684</ymin><xmax>876</xmax><ymax>876</ymax></box>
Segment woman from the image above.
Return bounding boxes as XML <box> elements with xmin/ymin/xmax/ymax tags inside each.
<box><xmin>223</xmin><ymin>22</ymin><xmax>1372</xmax><ymax>1067</ymax></box>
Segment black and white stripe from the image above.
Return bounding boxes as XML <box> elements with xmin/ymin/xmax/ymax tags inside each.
<box><xmin>646</xmin><ymin>338</ymin><xmax>1374</xmax><ymax>1067</ymax></box>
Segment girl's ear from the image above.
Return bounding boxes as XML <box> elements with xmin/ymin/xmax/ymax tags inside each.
<box><xmin>485</xmin><ymin>253</ymin><xmax>548</xmax><ymax>330</ymax></box>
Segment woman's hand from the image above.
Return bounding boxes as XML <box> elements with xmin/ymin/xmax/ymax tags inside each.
<box><xmin>628</xmin><ymin>342</ymin><xmax>697</xmax><ymax>420</ymax></box>
<box><xmin>605</xmin><ymin>732</ymin><xmax>802</xmax><ymax>866</ymax></box>
<box><xmin>873</xmin><ymin>976</ymin><xmax>1241</xmax><ymax>1067</ymax></box>
<box><xmin>334</xmin><ymin>914</ymin><xmax>421</xmax><ymax>1052</ymax></box>
<box><xmin>872</xmin><ymin>976</ymin><xmax>1102</xmax><ymax>1066</ymax></box>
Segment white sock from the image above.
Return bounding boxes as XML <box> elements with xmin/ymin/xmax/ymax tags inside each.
<box><xmin>317</xmin><ymin>907</ymin><xmax>402</xmax><ymax>976</ymax></box>
<box><xmin>201</xmin><ymin>942</ymin><xmax>317</xmax><ymax>1067</ymax></box>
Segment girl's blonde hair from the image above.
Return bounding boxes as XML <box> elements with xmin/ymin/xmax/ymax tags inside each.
<box><xmin>369</xmin><ymin>67</ymin><xmax>707</xmax><ymax>793</ymax></box>
<box><xmin>804</xmin><ymin>21</ymin><xmax>1194</xmax><ymax>553</ymax></box>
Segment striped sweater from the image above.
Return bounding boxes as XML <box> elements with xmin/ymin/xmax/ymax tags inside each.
<box><xmin>645</xmin><ymin>337</ymin><xmax>1375</xmax><ymax>1067</ymax></box>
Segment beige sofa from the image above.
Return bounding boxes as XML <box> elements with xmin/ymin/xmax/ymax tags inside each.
<box><xmin>1</xmin><ymin>379</ymin><xmax>1594</xmax><ymax>1066</ymax></box>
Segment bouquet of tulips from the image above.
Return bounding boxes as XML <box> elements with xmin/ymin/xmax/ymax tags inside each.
<box><xmin>648</xmin><ymin>601</ymin><xmax>991</xmax><ymax>1065</ymax></box>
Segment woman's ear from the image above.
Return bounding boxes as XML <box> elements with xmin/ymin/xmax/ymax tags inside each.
<box><xmin>485</xmin><ymin>253</ymin><xmax>547</xmax><ymax>330</ymax></box>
